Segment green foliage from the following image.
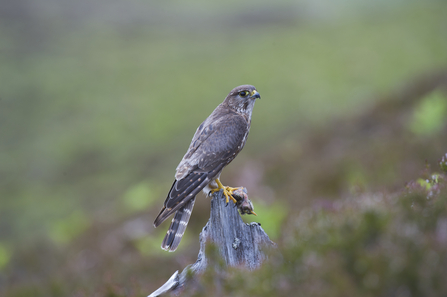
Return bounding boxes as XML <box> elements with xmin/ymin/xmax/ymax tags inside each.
<box><xmin>440</xmin><ymin>154</ymin><xmax>447</xmax><ymax>173</ymax></box>
<box><xmin>1</xmin><ymin>1</ymin><xmax>447</xmax><ymax>296</ymax></box>
<box><xmin>410</xmin><ymin>90</ymin><xmax>447</xmax><ymax>136</ymax></box>
<box><xmin>242</xmin><ymin>201</ymin><xmax>288</xmax><ymax>240</ymax></box>
<box><xmin>48</xmin><ymin>210</ymin><xmax>90</xmax><ymax>245</ymax></box>
<box><xmin>0</xmin><ymin>243</ymin><xmax>11</xmax><ymax>271</ymax></box>
<box><xmin>1</xmin><ymin>0</ymin><xmax>446</xmax><ymax>250</ymax></box>
<box><xmin>121</xmin><ymin>182</ymin><xmax>157</xmax><ymax>213</ymax></box>
<box><xmin>416</xmin><ymin>178</ymin><xmax>432</xmax><ymax>191</ymax></box>
<box><xmin>187</xmin><ymin>173</ymin><xmax>447</xmax><ymax>297</ymax></box>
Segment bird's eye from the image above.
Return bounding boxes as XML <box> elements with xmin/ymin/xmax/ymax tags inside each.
<box><xmin>239</xmin><ymin>91</ymin><xmax>248</xmax><ymax>97</ymax></box>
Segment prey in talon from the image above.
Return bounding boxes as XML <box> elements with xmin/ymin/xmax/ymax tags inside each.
<box><xmin>231</xmin><ymin>187</ymin><xmax>257</xmax><ymax>216</ymax></box>
<box><xmin>209</xmin><ymin>179</ymin><xmax>244</xmax><ymax>205</ymax></box>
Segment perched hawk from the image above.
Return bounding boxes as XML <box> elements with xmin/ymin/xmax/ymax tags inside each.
<box><xmin>154</xmin><ymin>85</ymin><xmax>260</xmax><ymax>252</ymax></box>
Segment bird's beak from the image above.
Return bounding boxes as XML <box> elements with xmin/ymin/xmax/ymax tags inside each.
<box><xmin>250</xmin><ymin>90</ymin><xmax>261</xmax><ymax>99</ymax></box>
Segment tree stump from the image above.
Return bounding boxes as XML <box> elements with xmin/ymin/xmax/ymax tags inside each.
<box><xmin>148</xmin><ymin>189</ymin><xmax>275</xmax><ymax>297</ymax></box>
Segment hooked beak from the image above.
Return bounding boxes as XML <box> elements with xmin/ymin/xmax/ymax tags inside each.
<box><xmin>250</xmin><ymin>90</ymin><xmax>261</xmax><ymax>99</ymax></box>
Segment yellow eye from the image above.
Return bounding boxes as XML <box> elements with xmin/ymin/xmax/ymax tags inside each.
<box><xmin>239</xmin><ymin>91</ymin><xmax>248</xmax><ymax>97</ymax></box>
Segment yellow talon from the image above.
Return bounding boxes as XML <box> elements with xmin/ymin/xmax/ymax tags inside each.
<box><xmin>210</xmin><ymin>182</ymin><xmax>258</xmax><ymax>216</ymax></box>
<box><xmin>226</xmin><ymin>186</ymin><xmax>241</xmax><ymax>192</ymax></box>
<box><xmin>210</xmin><ymin>179</ymin><xmax>239</xmax><ymax>204</ymax></box>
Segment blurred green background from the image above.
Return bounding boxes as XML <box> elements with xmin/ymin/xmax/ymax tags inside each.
<box><xmin>1</xmin><ymin>0</ymin><xmax>447</xmax><ymax>296</ymax></box>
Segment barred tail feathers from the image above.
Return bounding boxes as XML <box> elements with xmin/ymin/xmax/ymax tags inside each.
<box><xmin>153</xmin><ymin>171</ymin><xmax>208</xmax><ymax>227</ymax></box>
<box><xmin>154</xmin><ymin>164</ymin><xmax>225</xmax><ymax>251</ymax></box>
<box><xmin>161</xmin><ymin>197</ymin><xmax>196</xmax><ymax>252</ymax></box>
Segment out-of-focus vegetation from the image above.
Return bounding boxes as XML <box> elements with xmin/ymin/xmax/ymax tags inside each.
<box><xmin>1</xmin><ymin>0</ymin><xmax>446</xmax><ymax>296</ymax></box>
<box><xmin>191</xmin><ymin>166</ymin><xmax>447</xmax><ymax>297</ymax></box>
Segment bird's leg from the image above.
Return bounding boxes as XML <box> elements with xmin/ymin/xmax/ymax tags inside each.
<box><xmin>210</xmin><ymin>178</ymin><xmax>239</xmax><ymax>204</ymax></box>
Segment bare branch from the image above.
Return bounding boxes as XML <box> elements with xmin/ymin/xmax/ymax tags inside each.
<box><xmin>149</xmin><ymin>189</ymin><xmax>275</xmax><ymax>296</ymax></box>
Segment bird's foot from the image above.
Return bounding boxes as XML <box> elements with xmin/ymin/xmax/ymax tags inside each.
<box><xmin>223</xmin><ymin>186</ymin><xmax>243</xmax><ymax>204</ymax></box>
<box><xmin>231</xmin><ymin>187</ymin><xmax>257</xmax><ymax>216</ymax></box>
<box><xmin>210</xmin><ymin>186</ymin><xmax>238</xmax><ymax>205</ymax></box>
<box><xmin>210</xmin><ymin>184</ymin><xmax>257</xmax><ymax>216</ymax></box>
<box><xmin>209</xmin><ymin>179</ymin><xmax>241</xmax><ymax>205</ymax></box>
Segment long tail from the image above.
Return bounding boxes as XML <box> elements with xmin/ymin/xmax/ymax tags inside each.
<box><xmin>154</xmin><ymin>171</ymin><xmax>210</xmax><ymax>227</ymax></box>
<box><xmin>161</xmin><ymin>197</ymin><xmax>196</xmax><ymax>251</ymax></box>
<box><xmin>153</xmin><ymin>171</ymin><xmax>209</xmax><ymax>252</ymax></box>
<box><xmin>154</xmin><ymin>164</ymin><xmax>225</xmax><ymax>251</ymax></box>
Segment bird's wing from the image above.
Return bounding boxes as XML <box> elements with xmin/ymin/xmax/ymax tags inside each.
<box><xmin>176</xmin><ymin>109</ymin><xmax>248</xmax><ymax>178</ymax></box>
<box><xmin>153</xmin><ymin>111</ymin><xmax>249</xmax><ymax>227</ymax></box>
<box><xmin>174</xmin><ymin>106</ymin><xmax>223</xmax><ymax>179</ymax></box>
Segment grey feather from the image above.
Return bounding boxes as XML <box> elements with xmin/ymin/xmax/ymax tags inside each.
<box><xmin>161</xmin><ymin>197</ymin><xmax>196</xmax><ymax>252</ymax></box>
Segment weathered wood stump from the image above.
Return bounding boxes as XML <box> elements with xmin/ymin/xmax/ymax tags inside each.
<box><xmin>149</xmin><ymin>189</ymin><xmax>275</xmax><ymax>296</ymax></box>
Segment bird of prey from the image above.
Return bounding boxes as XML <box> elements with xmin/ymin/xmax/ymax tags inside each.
<box><xmin>154</xmin><ymin>85</ymin><xmax>260</xmax><ymax>252</ymax></box>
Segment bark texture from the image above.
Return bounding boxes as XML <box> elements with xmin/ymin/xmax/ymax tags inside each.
<box><xmin>149</xmin><ymin>189</ymin><xmax>275</xmax><ymax>297</ymax></box>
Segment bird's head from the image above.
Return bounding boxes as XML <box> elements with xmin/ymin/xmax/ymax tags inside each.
<box><xmin>224</xmin><ymin>85</ymin><xmax>260</xmax><ymax>115</ymax></box>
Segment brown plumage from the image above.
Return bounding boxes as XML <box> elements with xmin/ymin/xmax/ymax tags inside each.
<box><xmin>154</xmin><ymin>85</ymin><xmax>260</xmax><ymax>252</ymax></box>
